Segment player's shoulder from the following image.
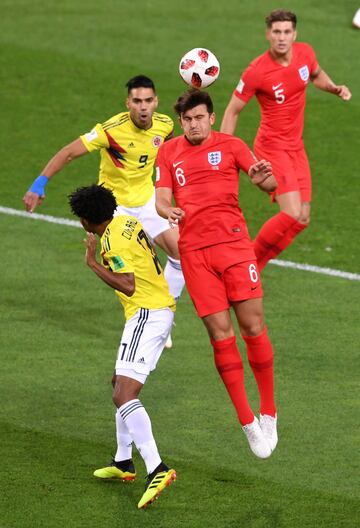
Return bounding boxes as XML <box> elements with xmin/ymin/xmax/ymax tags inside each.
<box><xmin>153</xmin><ymin>112</ymin><xmax>173</xmax><ymax>125</ymax></box>
<box><xmin>247</xmin><ymin>50</ymin><xmax>270</xmax><ymax>69</ymax></box>
<box><xmin>212</xmin><ymin>130</ymin><xmax>246</xmax><ymax>147</ymax></box>
<box><xmin>105</xmin><ymin>215</ymin><xmax>140</xmax><ymax>247</ymax></box>
<box><xmin>294</xmin><ymin>41</ymin><xmax>316</xmax><ymax>57</ymax></box>
<box><xmin>159</xmin><ymin>134</ymin><xmax>181</xmax><ymax>151</ymax></box>
<box><xmin>152</xmin><ymin>112</ymin><xmax>174</xmax><ymax>133</ymax></box>
<box><xmin>110</xmin><ymin>214</ymin><xmax>139</xmax><ymax>232</ymax></box>
<box><xmin>242</xmin><ymin>50</ymin><xmax>269</xmax><ymax>79</ymax></box>
<box><xmin>212</xmin><ymin>131</ymin><xmax>252</xmax><ymax>158</ymax></box>
<box><xmin>101</xmin><ymin>111</ymin><xmax>131</xmax><ymax>131</ymax></box>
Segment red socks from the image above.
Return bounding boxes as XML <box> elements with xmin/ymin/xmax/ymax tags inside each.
<box><xmin>212</xmin><ymin>331</ymin><xmax>276</xmax><ymax>423</ymax></box>
<box><xmin>254</xmin><ymin>211</ymin><xmax>307</xmax><ymax>271</ymax></box>
<box><xmin>212</xmin><ymin>336</ymin><xmax>254</xmax><ymax>426</ymax></box>
<box><xmin>242</xmin><ymin>328</ymin><xmax>276</xmax><ymax>417</ymax></box>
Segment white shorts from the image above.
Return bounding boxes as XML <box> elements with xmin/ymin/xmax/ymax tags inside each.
<box><xmin>115</xmin><ymin>307</ymin><xmax>174</xmax><ymax>384</ymax></box>
<box><xmin>114</xmin><ymin>191</ymin><xmax>170</xmax><ymax>240</ymax></box>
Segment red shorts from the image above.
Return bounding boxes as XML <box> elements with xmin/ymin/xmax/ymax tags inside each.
<box><xmin>255</xmin><ymin>145</ymin><xmax>312</xmax><ymax>202</ymax></box>
<box><xmin>180</xmin><ymin>239</ymin><xmax>263</xmax><ymax>318</ymax></box>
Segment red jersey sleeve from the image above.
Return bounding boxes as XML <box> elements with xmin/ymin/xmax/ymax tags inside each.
<box><xmin>155</xmin><ymin>143</ymin><xmax>173</xmax><ymax>190</ymax></box>
<box><xmin>305</xmin><ymin>43</ymin><xmax>319</xmax><ymax>75</ymax></box>
<box><xmin>232</xmin><ymin>137</ymin><xmax>257</xmax><ymax>173</ymax></box>
<box><xmin>233</xmin><ymin>62</ymin><xmax>258</xmax><ymax>103</ymax></box>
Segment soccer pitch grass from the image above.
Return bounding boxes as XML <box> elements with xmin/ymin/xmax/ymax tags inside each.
<box><xmin>1</xmin><ymin>1</ymin><xmax>360</xmax><ymax>526</ymax></box>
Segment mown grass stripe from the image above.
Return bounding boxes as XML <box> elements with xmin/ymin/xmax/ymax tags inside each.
<box><xmin>1</xmin><ymin>205</ymin><xmax>359</xmax><ymax>281</ymax></box>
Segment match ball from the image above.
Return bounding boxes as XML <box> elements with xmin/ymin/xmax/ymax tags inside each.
<box><xmin>179</xmin><ymin>48</ymin><xmax>220</xmax><ymax>89</ymax></box>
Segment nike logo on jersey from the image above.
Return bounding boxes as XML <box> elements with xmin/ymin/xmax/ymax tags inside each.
<box><xmin>173</xmin><ymin>161</ymin><xmax>184</xmax><ymax>168</ymax></box>
<box><xmin>272</xmin><ymin>83</ymin><xmax>283</xmax><ymax>90</ymax></box>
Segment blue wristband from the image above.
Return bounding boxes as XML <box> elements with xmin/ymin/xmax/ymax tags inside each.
<box><xmin>29</xmin><ymin>175</ymin><xmax>48</xmax><ymax>196</ymax></box>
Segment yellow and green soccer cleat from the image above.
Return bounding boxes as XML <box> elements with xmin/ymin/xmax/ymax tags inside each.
<box><xmin>138</xmin><ymin>463</ymin><xmax>176</xmax><ymax>509</ymax></box>
<box><xmin>93</xmin><ymin>458</ymin><xmax>136</xmax><ymax>481</ymax></box>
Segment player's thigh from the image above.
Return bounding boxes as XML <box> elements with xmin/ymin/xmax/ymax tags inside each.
<box><xmin>221</xmin><ymin>254</ymin><xmax>263</xmax><ymax>304</ymax></box>
<box><xmin>295</xmin><ymin>149</ymin><xmax>312</xmax><ymax>204</ymax></box>
<box><xmin>180</xmin><ymin>249</ymin><xmax>230</xmax><ymax>318</ymax></box>
<box><xmin>137</xmin><ymin>191</ymin><xmax>172</xmax><ymax>240</ymax></box>
<box><xmin>115</xmin><ymin>307</ymin><xmax>174</xmax><ymax>383</ymax></box>
<box><xmin>232</xmin><ymin>297</ymin><xmax>265</xmax><ymax>336</ymax></box>
<box><xmin>154</xmin><ymin>227</ymin><xmax>180</xmax><ymax>259</ymax></box>
<box><xmin>255</xmin><ymin>146</ymin><xmax>299</xmax><ymax>198</ymax></box>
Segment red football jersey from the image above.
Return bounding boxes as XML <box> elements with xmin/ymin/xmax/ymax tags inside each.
<box><xmin>234</xmin><ymin>42</ymin><xmax>319</xmax><ymax>150</ymax></box>
<box><xmin>155</xmin><ymin>130</ymin><xmax>256</xmax><ymax>253</ymax></box>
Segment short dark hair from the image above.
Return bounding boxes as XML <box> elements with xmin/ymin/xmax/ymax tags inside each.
<box><xmin>126</xmin><ymin>75</ymin><xmax>156</xmax><ymax>94</ymax></box>
<box><xmin>265</xmin><ymin>9</ymin><xmax>297</xmax><ymax>28</ymax></box>
<box><xmin>68</xmin><ymin>184</ymin><xmax>117</xmax><ymax>225</ymax></box>
<box><xmin>174</xmin><ymin>89</ymin><xmax>214</xmax><ymax>116</ymax></box>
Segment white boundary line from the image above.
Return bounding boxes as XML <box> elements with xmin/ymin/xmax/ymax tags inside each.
<box><xmin>270</xmin><ymin>259</ymin><xmax>360</xmax><ymax>281</ymax></box>
<box><xmin>0</xmin><ymin>206</ymin><xmax>81</xmax><ymax>228</ymax></box>
<box><xmin>1</xmin><ymin>205</ymin><xmax>360</xmax><ymax>282</ymax></box>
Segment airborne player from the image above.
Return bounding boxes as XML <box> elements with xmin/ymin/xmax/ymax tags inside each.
<box><xmin>156</xmin><ymin>89</ymin><xmax>278</xmax><ymax>459</ymax></box>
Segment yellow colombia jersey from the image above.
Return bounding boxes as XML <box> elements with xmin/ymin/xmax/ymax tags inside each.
<box><xmin>100</xmin><ymin>215</ymin><xmax>176</xmax><ymax>321</ymax></box>
<box><xmin>80</xmin><ymin>112</ymin><xmax>173</xmax><ymax>207</ymax></box>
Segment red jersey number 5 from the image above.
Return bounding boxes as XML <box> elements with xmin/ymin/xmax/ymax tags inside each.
<box><xmin>274</xmin><ymin>88</ymin><xmax>285</xmax><ymax>104</ymax></box>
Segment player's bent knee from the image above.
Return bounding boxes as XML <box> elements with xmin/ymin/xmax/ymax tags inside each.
<box><xmin>286</xmin><ymin>209</ymin><xmax>302</xmax><ymax>221</ymax></box>
<box><xmin>112</xmin><ymin>383</ymin><xmax>122</xmax><ymax>407</ymax></box>
<box><xmin>112</xmin><ymin>371</ymin><xmax>145</xmax><ymax>407</ymax></box>
<box><xmin>240</xmin><ymin>321</ymin><xmax>264</xmax><ymax>337</ymax></box>
<box><xmin>154</xmin><ymin>229</ymin><xmax>180</xmax><ymax>259</ymax></box>
<box><xmin>112</xmin><ymin>390</ymin><xmax>121</xmax><ymax>407</ymax></box>
<box><xmin>299</xmin><ymin>215</ymin><xmax>310</xmax><ymax>225</ymax></box>
<box><xmin>166</xmin><ymin>247</ymin><xmax>181</xmax><ymax>260</ymax></box>
<box><xmin>113</xmin><ymin>388</ymin><xmax>137</xmax><ymax>408</ymax></box>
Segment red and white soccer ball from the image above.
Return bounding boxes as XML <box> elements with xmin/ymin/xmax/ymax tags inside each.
<box><xmin>179</xmin><ymin>48</ymin><xmax>220</xmax><ymax>89</ymax></box>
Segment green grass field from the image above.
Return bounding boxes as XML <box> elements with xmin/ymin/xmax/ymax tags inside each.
<box><xmin>1</xmin><ymin>1</ymin><xmax>359</xmax><ymax>527</ymax></box>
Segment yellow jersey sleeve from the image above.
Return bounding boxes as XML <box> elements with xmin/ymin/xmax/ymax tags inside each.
<box><xmin>106</xmin><ymin>252</ymin><xmax>134</xmax><ymax>275</ymax></box>
<box><xmin>101</xmin><ymin>216</ymin><xmax>135</xmax><ymax>274</ymax></box>
<box><xmin>80</xmin><ymin>123</ymin><xmax>110</xmax><ymax>152</ymax></box>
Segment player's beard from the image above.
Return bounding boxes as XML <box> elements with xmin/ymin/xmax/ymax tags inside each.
<box><xmin>187</xmin><ymin>130</ymin><xmax>207</xmax><ymax>145</ymax></box>
<box><xmin>188</xmin><ymin>136</ymin><xmax>202</xmax><ymax>145</ymax></box>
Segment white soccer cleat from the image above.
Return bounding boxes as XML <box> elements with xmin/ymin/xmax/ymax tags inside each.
<box><xmin>164</xmin><ymin>333</ymin><xmax>173</xmax><ymax>349</ymax></box>
<box><xmin>242</xmin><ymin>417</ymin><xmax>272</xmax><ymax>459</ymax></box>
<box><xmin>259</xmin><ymin>413</ymin><xmax>278</xmax><ymax>452</ymax></box>
<box><xmin>353</xmin><ymin>8</ymin><xmax>360</xmax><ymax>28</ymax></box>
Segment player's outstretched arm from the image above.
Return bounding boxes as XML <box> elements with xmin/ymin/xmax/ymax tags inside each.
<box><xmin>311</xmin><ymin>68</ymin><xmax>352</xmax><ymax>101</ymax></box>
<box><xmin>248</xmin><ymin>160</ymin><xmax>277</xmax><ymax>193</ymax></box>
<box><xmin>155</xmin><ymin>187</ymin><xmax>185</xmax><ymax>227</ymax></box>
<box><xmin>84</xmin><ymin>232</ymin><xmax>135</xmax><ymax>296</ymax></box>
<box><xmin>23</xmin><ymin>138</ymin><xmax>88</xmax><ymax>213</ymax></box>
<box><xmin>220</xmin><ymin>95</ymin><xmax>247</xmax><ymax>135</ymax></box>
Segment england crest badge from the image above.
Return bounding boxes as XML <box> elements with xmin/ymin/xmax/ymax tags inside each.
<box><xmin>298</xmin><ymin>65</ymin><xmax>310</xmax><ymax>82</ymax></box>
<box><xmin>208</xmin><ymin>151</ymin><xmax>221</xmax><ymax>166</ymax></box>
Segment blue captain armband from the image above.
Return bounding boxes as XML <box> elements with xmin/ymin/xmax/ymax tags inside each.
<box><xmin>29</xmin><ymin>175</ymin><xmax>49</xmax><ymax>196</ymax></box>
